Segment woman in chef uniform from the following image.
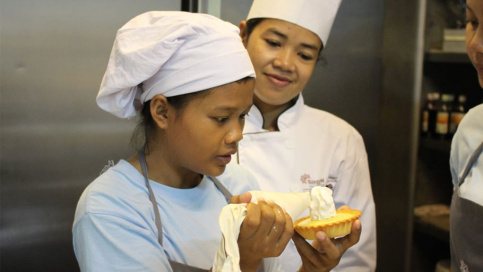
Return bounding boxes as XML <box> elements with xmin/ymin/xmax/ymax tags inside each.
<box><xmin>449</xmin><ymin>0</ymin><xmax>483</xmax><ymax>271</ymax></box>
<box><xmin>232</xmin><ymin>0</ymin><xmax>377</xmax><ymax>271</ymax></box>
<box><xmin>72</xmin><ymin>11</ymin><xmax>295</xmax><ymax>272</ymax></box>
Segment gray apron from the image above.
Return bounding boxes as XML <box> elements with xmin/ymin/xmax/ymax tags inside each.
<box><xmin>450</xmin><ymin>140</ymin><xmax>483</xmax><ymax>272</ymax></box>
<box><xmin>139</xmin><ymin>150</ymin><xmax>233</xmax><ymax>272</ymax></box>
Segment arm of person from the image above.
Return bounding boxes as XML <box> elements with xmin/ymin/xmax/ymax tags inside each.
<box><xmin>331</xmin><ymin>140</ymin><xmax>377</xmax><ymax>271</ymax></box>
<box><xmin>73</xmin><ymin>212</ymin><xmax>172</xmax><ymax>272</ymax></box>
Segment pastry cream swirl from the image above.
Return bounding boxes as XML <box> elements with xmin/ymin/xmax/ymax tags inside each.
<box><xmin>309</xmin><ymin>186</ymin><xmax>336</xmax><ymax>221</ymax></box>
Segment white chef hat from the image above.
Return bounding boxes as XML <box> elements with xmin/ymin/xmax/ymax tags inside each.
<box><xmin>96</xmin><ymin>11</ymin><xmax>255</xmax><ymax>118</ymax></box>
<box><xmin>246</xmin><ymin>0</ymin><xmax>342</xmax><ymax>47</ymax></box>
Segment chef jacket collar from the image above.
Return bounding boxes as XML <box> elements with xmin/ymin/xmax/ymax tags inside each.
<box><xmin>244</xmin><ymin>94</ymin><xmax>303</xmax><ymax>133</ymax></box>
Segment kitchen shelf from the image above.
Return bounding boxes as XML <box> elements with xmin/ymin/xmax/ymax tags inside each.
<box><xmin>413</xmin><ymin>214</ymin><xmax>450</xmax><ymax>243</ymax></box>
<box><xmin>413</xmin><ymin>204</ymin><xmax>450</xmax><ymax>243</ymax></box>
<box><xmin>425</xmin><ymin>49</ymin><xmax>470</xmax><ymax>64</ymax></box>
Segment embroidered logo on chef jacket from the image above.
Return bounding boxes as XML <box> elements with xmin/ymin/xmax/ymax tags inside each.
<box><xmin>299</xmin><ymin>174</ymin><xmax>337</xmax><ymax>192</ymax></box>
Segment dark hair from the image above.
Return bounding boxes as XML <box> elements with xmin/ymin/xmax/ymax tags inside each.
<box><xmin>131</xmin><ymin>77</ymin><xmax>254</xmax><ymax>152</ymax></box>
<box><xmin>130</xmin><ymin>90</ymin><xmax>209</xmax><ymax>153</ymax></box>
<box><xmin>245</xmin><ymin>18</ymin><xmax>265</xmax><ymax>39</ymax></box>
<box><xmin>245</xmin><ymin>18</ymin><xmax>325</xmax><ymax>63</ymax></box>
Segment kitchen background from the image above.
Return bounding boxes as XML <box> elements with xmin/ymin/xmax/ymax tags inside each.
<box><xmin>1</xmin><ymin>0</ymin><xmax>481</xmax><ymax>271</ymax></box>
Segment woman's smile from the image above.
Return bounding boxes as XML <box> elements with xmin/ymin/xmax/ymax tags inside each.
<box><xmin>265</xmin><ymin>72</ymin><xmax>292</xmax><ymax>88</ymax></box>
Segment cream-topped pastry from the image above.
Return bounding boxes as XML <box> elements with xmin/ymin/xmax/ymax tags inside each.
<box><xmin>295</xmin><ymin>186</ymin><xmax>361</xmax><ymax>239</ymax></box>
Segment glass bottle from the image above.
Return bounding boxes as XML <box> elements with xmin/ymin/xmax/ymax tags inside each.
<box><xmin>435</xmin><ymin>94</ymin><xmax>453</xmax><ymax>140</ymax></box>
<box><xmin>421</xmin><ymin>92</ymin><xmax>438</xmax><ymax>138</ymax></box>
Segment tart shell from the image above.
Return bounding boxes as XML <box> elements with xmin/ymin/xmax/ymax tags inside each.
<box><xmin>294</xmin><ymin>209</ymin><xmax>362</xmax><ymax>239</ymax></box>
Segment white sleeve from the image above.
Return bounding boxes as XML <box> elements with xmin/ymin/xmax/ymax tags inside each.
<box><xmin>332</xmin><ymin>138</ymin><xmax>377</xmax><ymax>272</ymax></box>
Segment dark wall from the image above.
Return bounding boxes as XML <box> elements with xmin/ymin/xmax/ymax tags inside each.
<box><xmin>376</xmin><ymin>0</ymin><xmax>427</xmax><ymax>271</ymax></box>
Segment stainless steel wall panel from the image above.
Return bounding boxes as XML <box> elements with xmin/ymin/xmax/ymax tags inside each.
<box><xmin>1</xmin><ymin>1</ymin><xmax>180</xmax><ymax>271</ymax></box>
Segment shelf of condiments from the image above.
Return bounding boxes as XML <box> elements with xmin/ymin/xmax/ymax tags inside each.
<box><xmin>420</xmin><ymin>92</ymin><xmax>467</xmax><ymax>140</ymax></box>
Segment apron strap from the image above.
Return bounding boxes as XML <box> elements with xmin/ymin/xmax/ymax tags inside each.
<box><xmin>458</xmin><ymin>140</ymin><xmax>483</xmax><ymax>186</ymax></box>
<box><xmin>169</xmin><ymin>260</ymin><xmax>210</xmax><ymax>272</ymax></box>
<box><xmin>141</xmin><ymin>150</ymin><xmax>210</xmax><ymax>271</ymax></box>
<box><xmin>139</xmin><ymin>149</ymin><xmax>164</xmax><ymax>246</ymax></box>
<box><xmin>210</xmin><ymin>176</ymin><xmax>233</xmax><ymax>202</ymax></box>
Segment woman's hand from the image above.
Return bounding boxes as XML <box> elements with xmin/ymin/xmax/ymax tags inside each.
<box><xmin>231</xmin><ymin>194</ymin><xmax>293</xmax><ymax>272</ymax></box>
<box><xmin>293</xmin><ymin>205</ymin><xmax>362</xmax><ymax>272</ymax></box>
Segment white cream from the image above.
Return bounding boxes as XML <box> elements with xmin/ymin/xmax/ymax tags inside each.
<box><xmin>309</xmin><ymin>186</ymin><xmax>336</xmax><ymax>221</ymax></box>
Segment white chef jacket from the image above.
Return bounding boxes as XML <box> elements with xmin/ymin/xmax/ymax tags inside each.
<box><xmin>232</xmin><ymin>94</ymin><xmax>377</xmax><ymax>272</ymax></box>
<box><xmin>450</xmin><ymin>103</ymin><xmax>483</xmax><ymax>205</ymax></box>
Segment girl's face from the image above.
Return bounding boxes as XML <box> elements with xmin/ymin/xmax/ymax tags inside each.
<box><xmin>466</xmin><ymin>0</ymin><xmax>483</xmax><ymax>88</ymax></box>
<box><xmin>166</xmin><ymin>79</ymin><xmax>254</xmax><ymax>177</ymax></box>
<box><xmin>241</xmin><ymin>19</ymin><xmax>322</xmax><ymax>108</ymax></box>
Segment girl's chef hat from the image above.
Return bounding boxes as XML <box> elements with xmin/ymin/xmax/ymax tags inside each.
<box><xmin>96</xmin><ymin>11</ymin><xmax>255</xmax><ymax>118</ymax></box>
<box><xmin>246</xmin><ymin>0</ymin><xmax>342</xmax><ymax>47</ymax></box>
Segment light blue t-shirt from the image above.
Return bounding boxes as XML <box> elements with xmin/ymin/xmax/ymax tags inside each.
<box><xmin>73</xmin><ymin>160</ymin><xmax>261</xmax><ymax>271</ymax></box>
<box><xmin>450</xmin><ymin>103</ymin><xmax>483</xmax><ymax>205</ymax></box>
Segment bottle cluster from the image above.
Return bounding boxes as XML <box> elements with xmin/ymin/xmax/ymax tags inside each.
<box><xmin>420</xmin><ymin>92</ymin><xmax>467</xmax><ymax>140</ymax></box>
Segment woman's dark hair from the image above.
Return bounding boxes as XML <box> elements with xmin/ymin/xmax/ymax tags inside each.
<box><xmin>131</xmin><ymin>77</ymin><xmax>254</xmax><ymax>152</ymax></box>
<box><xmin>245</xmin><ymin>18</ymin><xmax>265</xmax><ymax>39</ymax></box>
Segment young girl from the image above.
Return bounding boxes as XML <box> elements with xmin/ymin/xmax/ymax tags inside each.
<box><xmin>72</xmin><ymin>11</ymin><xmax>294</xmax><ymax>272</ymax></box>
<box><xmin>449</xmin><ymin>0</ymin><xmax>483</xmax><ymax>270</ymax></box>
<box><xmin>232</xmin><ymin>0</ymin><xmax>376</xmax><ymax>271</ymax></box>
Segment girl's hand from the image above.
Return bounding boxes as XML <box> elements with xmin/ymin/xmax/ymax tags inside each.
<box><xmin>237</xmin><ymin>200</ymin><xmax>294</xmax><ymax>272</ymax></box>
<box><xmin>230</xmin><ymin>192</ymin><xmax>252</xmax><ymax>204</ymax></box>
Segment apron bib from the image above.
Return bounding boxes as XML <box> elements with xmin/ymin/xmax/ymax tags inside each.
<box><xmin>450</xmin><ymin>140</ymin><xmax>483</xmax><ymax>272</ymax></box>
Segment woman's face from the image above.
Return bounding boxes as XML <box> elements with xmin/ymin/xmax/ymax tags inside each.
<box><xmin>165</xmin><ymin>79</ymin><xmax>254</xmax><ymax>177</ymax></box>
<box><xmin>241</xmin><ymin>19</ymin><xmax>322</xmax><ymax>108</ymax></box>
<box><xmin>466</xmin><ymin>0</ymin><xmax>483</xmax><ymax>88</ymax></box>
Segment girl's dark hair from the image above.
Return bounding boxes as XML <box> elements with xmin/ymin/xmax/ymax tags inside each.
<box><xmin>130</xmin><ymin>90</ymin><xmax>208</xmax><ymax>153</ymax></box>
<box><xmin>130</xmin><ymin>77</ymin><xmax>254</xmax><ymax>152</ymax></box>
